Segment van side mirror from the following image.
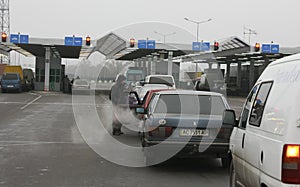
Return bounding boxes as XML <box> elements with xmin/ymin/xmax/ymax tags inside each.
<box><xmin>223</xmin><ymin>109</ymin><xmax>237</xmax><ymax>127</ymax></box>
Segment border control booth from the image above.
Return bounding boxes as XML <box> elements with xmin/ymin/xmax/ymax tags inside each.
<box><xmin>0</xmin><ymin>36</ymin><xmax>93</xmax><ymax>92</ymax></box>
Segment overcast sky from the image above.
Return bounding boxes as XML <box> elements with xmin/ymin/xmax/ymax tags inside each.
<box><xmin>10</xmin><ymin>0</ymin><xmax>300</xmax><ymax>47</ymax></box>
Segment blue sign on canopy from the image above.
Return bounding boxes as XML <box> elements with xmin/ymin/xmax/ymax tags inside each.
<box><xmin>271</xmin><ymin>44</ymin><xmax>279</xmax><ymax>53</ymax></box>
<box><xmin>73</xmin><ymin>37</ymin><xmax>83</xmax><ymax>46</ymax></box>
<box><xmin>147</xmin><ymin>40</ymin><xmax>156</xmax><ymax>49</ymax></box>
<box><xmin>192</xmin><ymin>42</ymin><xmax>201</xmax><ymax>51</ymax></box>
<box><xmin>261</xmin><ymin>44</ymin><xmax>271</xmax><ymax>53</ymax></box>
<box><xmin>10</xmin><ymin>34</ymin><xmax>19</xmax><ymax>43</ymax></box>
<box><xmin>201</xmin><ymin>42</ymin><xmax>210</xmax><ymax>51</ymax></box>
<box><xmin>261</xmin><ymin>43</ymin><xmax>280</xmax><ymax>54</ymax></box>
<box><xmin>19</xmin><ymin>35</ymin><xmax>29</xmax><ymax>44</ymax></box>
<box><xmin>138</xmin><ymin>40</ymin><xmax>147</xmax><ymax>49</ymax></box>
<box><xmin>192</xmin><ymin>42</ymin><xmax>210</xmax><ymax>51</ymax></box>
<box><xmin>65</xmin><ymin>37</ymin><xmax>74</xmax><ymax>46</ymax></box>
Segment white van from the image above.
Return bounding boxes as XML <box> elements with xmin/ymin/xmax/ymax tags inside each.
<box><xmin>144</xmin><ymin>75</ymin><xmax>176</xmax><ymax>88</ymax></box>
<box><xmin>223</xmin><ymin>53</ymin><xmax>300</xmax><ymax>187</ymax></box>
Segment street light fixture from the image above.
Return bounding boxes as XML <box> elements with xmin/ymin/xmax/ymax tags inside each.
<box><xmin>184</xmin><ymin>17</ymin><xmax>212</xmax><ymax>42</ymax></box>
<box><xmin>154</xmin><ymin>31</ymin><xmax>176</xmax><ymax>44</ymax></box>
<box><xmin>184</xmin><ymin>17</ymin><xmax>212</xmax><ymax>79</ymax></box>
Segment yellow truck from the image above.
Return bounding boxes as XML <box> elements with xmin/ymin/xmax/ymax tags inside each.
<box><xmin>4</xmin><ymin>65</ymin><xmax>23</xmax><ymax>80</ymax></box>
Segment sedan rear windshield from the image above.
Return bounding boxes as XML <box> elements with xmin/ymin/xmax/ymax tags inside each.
<box><xmin>149</xmin><ymin>77</ymin><xmax>174</xmax><ymax>86</ymax></box>
<box><xmin>154</xmin><ymin>94</ymin><xmax>225</xmax><ymax>115</ymax></box>
<box><xmin>74</xmin><ymin>80</ymin><xmax>89</xmax><ymax>85</ymax></box>
<box><xmin>2</xmin><ymin>74</ymin><xmax>18</xmax><ymax>80</ymax></box>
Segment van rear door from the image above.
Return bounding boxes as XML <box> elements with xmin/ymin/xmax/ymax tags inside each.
<box><xmin>230</xmin><ymin>84</ymin><xmax>259</xmax><ymax>186</ymax></box>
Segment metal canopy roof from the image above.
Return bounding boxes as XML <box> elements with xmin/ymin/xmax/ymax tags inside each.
<box><xmin>220</xmin><ymin>36</ymin><xmax>249</xmax><ymax>51</ymax></box>
<box><xmin>113</xmin><ymin>36</ymin><xmax>252</xmax><ymax>62</ymax></box>
<box><xmin>0</xmin><ymin>37</ymin><xmax>94</xmax><ymax>59</ymax></box>
<box><xmin>178</xmin><ymin>36</ymin><xmax>252</xmax><ymax>63</ymax></box>
<box><xmin>90</xmin><ymin>32</ymin><xmax>126</xmax><ymax>58</ymax></box>
<box><xmin>114</xmin><ymin>42</ymin><xmax>196</xmax><ymax>61</ymax></box>
<box><xmin>116</xmin><ymin>48</ymin><xmax>187</xmax><ymax>61</ymax></box>
<box><xmin>0</xmin><ymin>43</ymin><xmax>12</xmax><ymax>56</ymax></box>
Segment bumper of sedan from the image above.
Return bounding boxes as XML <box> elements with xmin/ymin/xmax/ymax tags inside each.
<box><xmin>144</xmin><ymin>139</ymin><xmax>229</xmax><ymax>158</ymax></box>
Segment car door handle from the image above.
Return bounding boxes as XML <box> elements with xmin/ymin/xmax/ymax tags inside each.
<box><xmin>242</xmin><ymin>133</ymin><xmax>245</xmax><ymax>149</ymax></box>
<box><xmin>261</xmin><ymin>151</ymin><xmax>264</xmax><ymax>164</ymax></box>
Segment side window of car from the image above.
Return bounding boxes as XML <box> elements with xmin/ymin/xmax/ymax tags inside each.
<box><xmin>249</xmin><ymin>81</ymin><xmax>273</xmax><ymax>127</ymax></box>
<box><xmin>148</xmin><ymin>94</ymin><xmax>159</xmax><ymax>114</ymax></box>
<box><xmin>239</xmin><ymin>84</ymin><xmax>259</xmax><ymax>129</ymax></box>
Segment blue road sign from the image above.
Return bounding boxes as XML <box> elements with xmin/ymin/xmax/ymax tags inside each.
<box><xmin>10</xmin><ymin>34</ymin><xmax>19</xmax><ymax>43</ymax></box>
<box><xmin>138</xmin><ymin>40</ymin><xmax>147</xmax><ymax>49</ymax></box>
<box><xmin>261</xmin><ymin>44</ymin><xmax>280</xmax><ymax>53</ymax></box>
<box><xmin>73</xmin><ymin>37</ymin><xmax>83</xmax><ymax>46</ymax></box>
<box><xmin>147</xmin><ymin>40</ymin><xmax>156</xmax><ymax>49</ymax></box>
<box><xmin>261</xmin><ymin>44</ymin><xmax>271</xmax><ymax>53</ymax></box>
<box><xmin>65</xmin><ymin>37</ymin><xmax>74</xmax><ymax>46</ymax></box>
<box><xmin>19</xmin><ymin>35</ymin><xmax>29</xmax><ymax>44</ymax></box>
<box><xmin>271</xmin><ymin>44</ymin><xmax>279</xmax><ymax>53</ymax></box>
<box><xmin>192</xmin><ymin>42</ymin><xmax>210</xmax><ymax>51</ymax></box>
<box><xmin>201</xmin><ymin>42</ymin><xmax>210</xmax><ymax>51</ymax></box>
<box><xmin>192</xmin><ymin>42</ymin><xmax>201</xmax><ymax>51</ymax></box>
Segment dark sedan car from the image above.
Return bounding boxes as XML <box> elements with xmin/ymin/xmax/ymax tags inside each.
<box><xmin>137</xmin><ymin>90</ymin><xmax>233</xmax><ymax>166</ymax></box>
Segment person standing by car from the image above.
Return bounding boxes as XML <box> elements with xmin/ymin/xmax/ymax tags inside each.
<box><xmin>109</xmin><ymin>74</ymin><xmax>128</xmax><ymax>136</ymax></box>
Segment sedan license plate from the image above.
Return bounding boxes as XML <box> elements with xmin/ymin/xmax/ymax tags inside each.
<box><xmin>7</xmin><ymin>85</ymin><xmax>14</xmax><ymax>88</ymax></box>
<box><xmin>179</xmin><ymin>129</ymin><xmax>209</xmax><ymax>137</ymax></box>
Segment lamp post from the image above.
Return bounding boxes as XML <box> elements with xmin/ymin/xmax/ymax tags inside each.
<box><xmin>154</xmin><ymin>31</ymin><xmax>176</xmax><ymax>44</ymax></box>
<box><xmin>184</xmin><ymin>17</ymin><xmax>212</xmax><ymax>78</ymax></box>
<box><xmin>184</xmin><ymin>17</ymin><xmax>212</xmax><ymax>42</ymax></box>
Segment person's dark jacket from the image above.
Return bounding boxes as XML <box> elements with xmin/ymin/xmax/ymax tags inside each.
<box><xmin>110</xmin><ymin>75</ymin><xmax>128</xmax><ymax>105</ymax></box>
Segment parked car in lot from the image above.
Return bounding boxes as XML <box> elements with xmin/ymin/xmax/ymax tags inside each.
<box><xmin>71</xmin><ymin>79</ymin><xmax>90</xmax><ymax>94</ymax></box>
<box><xmin>136</xmin><ymin>90</ymin><xmax>233</xmax><ymax>166</ymax></box>
<box><xmin>225</xmin><ymin>53</ymin><xmax>300</xmax><ymax>187</ymax></box>
<box><xmin>1</xmin><ymin>73</ymin><xmax>23</xmax><ymax>93</ymax></box>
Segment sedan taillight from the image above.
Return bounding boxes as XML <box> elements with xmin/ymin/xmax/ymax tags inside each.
<box><xmin>148</xmin><ymin>126</ymin><xmax>173</xmax><ymax>137</ymax></box>
<box><xmin>282</xmin><ymin>144</ymin><xmax>300</xmax><ymax>184</ymax></box>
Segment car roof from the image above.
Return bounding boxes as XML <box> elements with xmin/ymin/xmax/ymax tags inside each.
<box><xmin>146</xmin><ymin>75</ymin><xmax>173</xmax><ymax>77</ymax></box>
<box><xmin>74</xmin><ymin>79</ymin><xmax>89</xmax><ymax>83</ymax></box>
<box><xmin>156</xmin><ymin>90</ymin><xmax>224</xmax><ymax>96</ymax></box>
<box><xmin>141</xmin><ymin>84</ymin><xmax>169</xmax><ymax>88</ymax></box>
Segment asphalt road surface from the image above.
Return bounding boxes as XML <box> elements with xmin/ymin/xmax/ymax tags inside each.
<box><xmin>0</xmin><ymin>91</ymin><xmax>245</xmax><ymax>187</ymax></box>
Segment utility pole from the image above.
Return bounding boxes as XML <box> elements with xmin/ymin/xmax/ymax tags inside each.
<box><xmin>0</xmin><ymin>0</ymin><xmax>10</xmax><ymax>63</ymax></box>
<box><xmin>243</xmin><ymin>26</ymin><xmax>257</xmax><ymax>45</ymax></box>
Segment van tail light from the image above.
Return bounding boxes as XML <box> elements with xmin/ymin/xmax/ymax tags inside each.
<box><xmin>282</xmin><ymin>144</ymin><xmax>300</xmax><ymax>184</ymax></box>
<box><xmin>148</xmin><ymin>126</ymin><xmax>173</xmax><ymax>137</ymax></box>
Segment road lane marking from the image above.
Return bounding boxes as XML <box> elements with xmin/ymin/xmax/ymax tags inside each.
<box><xmin>27</xmin><ymin>92</ymin><xmax>41</xmax><ymax>96</ymax></box>
<box><xmin>20</xmin><ymin>95</ymin><xmax>42</xmax><ymax>110</ymax></box>
<box><xmin>0</xmin><ymin>140</ymin><xmax>84</xmax><ymax>146</ymax></box>
<box><xmin>0</xmin><ymin>101</ymin><xmax>26</xmax><ymax>104</ymax></box>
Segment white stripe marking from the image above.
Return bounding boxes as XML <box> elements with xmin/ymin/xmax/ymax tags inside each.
<box><xmin>20</xmin><ymin>95</ymin><xmax>42</xmax><ymax>110</ymax></box>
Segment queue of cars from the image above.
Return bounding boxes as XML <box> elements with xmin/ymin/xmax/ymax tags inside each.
<box><xmin>128</xmin><ymin>58</ymin><xmax>300</xmax><ymax>185</ymax></box>
<box><xmin>127</xmin><ymin>74</ymin><xmax>235</xmax><ymax>167</ymax></box>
